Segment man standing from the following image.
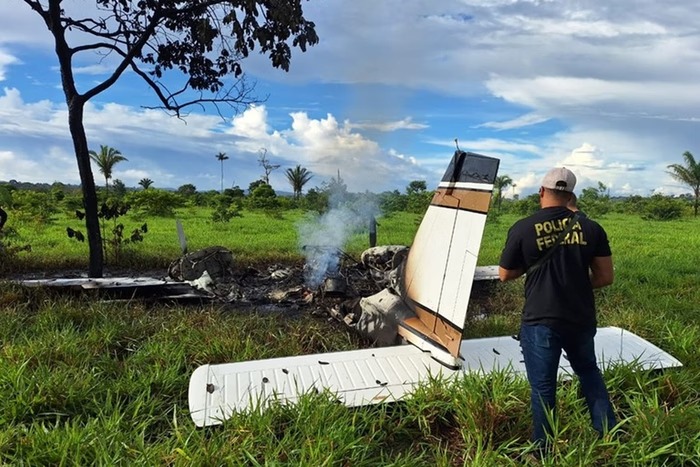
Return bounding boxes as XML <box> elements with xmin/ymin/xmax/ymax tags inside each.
<box><xmin>498</xmin><ymin>167</ymin><xmax>616</xmax><ymax>449</ymax></box>
<box><xmin>567</xmin><ymin>192</ymin><xmax>587</xmax><ymax>218</ymax></box>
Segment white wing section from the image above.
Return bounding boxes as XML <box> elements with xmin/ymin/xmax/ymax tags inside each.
<box><xmin>189</xmin><ymin>326</ymin><xmax>682</xmax><ymax>427</ymax></box>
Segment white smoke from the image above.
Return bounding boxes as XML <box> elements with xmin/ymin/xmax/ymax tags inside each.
<box><xmin>298</xmin><ymin>198</ymin><xmax>380</xmax><ymax>288</ymax></box>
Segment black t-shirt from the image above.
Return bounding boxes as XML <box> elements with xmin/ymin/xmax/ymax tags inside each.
<box><xmin>499</xmin><ymin>206</ymin><xmax>611</xmax><ymax>334</ymax></box>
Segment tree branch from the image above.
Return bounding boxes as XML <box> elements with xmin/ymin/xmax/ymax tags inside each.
<box><xmin>81</xmin><ymin>11</ymin><xmax>161</xmax><ymax>101</ymax></box>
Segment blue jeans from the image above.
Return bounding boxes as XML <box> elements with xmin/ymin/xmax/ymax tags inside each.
<box><xmin>519</xmin><ymin>324</ymin><xmax>616</xmax><ymax>445</ymax></box>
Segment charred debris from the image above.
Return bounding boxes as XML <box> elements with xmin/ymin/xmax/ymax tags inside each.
<box><xmin>18</xmin><ymin>245</ymin><xmax>500</xmax><ymax>344</ymax></box>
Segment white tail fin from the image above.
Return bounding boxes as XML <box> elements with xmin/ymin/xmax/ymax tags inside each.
<box><xmin>398</xmin><ymin>150</ymin><xmax>500</xmax><ymax>366</ymax></box>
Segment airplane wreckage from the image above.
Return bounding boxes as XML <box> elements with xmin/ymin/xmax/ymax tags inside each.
<box><xmin>20</xmin><ymin>150</ymin><xmax>682</xmax><ymax>428</ymax></box>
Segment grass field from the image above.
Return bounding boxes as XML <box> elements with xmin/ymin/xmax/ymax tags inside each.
<box><xmin>1</xmin><ymin>209</ymin><xmax>699</xmax><ymax>465</ymax></box>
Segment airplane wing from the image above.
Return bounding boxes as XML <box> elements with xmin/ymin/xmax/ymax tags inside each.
<box><xmin>189</xmin><ymin>326</ymin><xmax>682</xmax><ymax>427</ymax></box>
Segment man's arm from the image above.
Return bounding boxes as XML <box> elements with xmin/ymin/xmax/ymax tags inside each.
<box><xmin>0</xmin><ymin>207</ymin><xmax>6</xmax><ymax>230</ymax></box>
<box><xmin>499</xmin><ymin>266</ymin><xmax>525</xmax><ymax>282</ymax></box>
<box><xmin>590</xmin><ymin>255</ymin><xmax>614</xmax><ymax>289</ymax></box>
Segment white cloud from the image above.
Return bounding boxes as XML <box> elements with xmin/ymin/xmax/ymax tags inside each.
<box><xmin>485</xmin><ymin>76</ymin><xmax>700</xmax><ymax>115</ymax></box>
<box><xmin>0</xmin><ymin>49</ymin><xmax>18</xmax><ymax>82</ymax></box>
<box><xmin>348</xmin><ymin>117</ymin><xmax>429</xmax><ymax>132</ymax></box>
<box><xmin>477</xmin><ymin>113</ymin><xmax>550</xmax><ymax>130</ymax></box>
<box><xmin>0</xmin><ymin>88</ymin><xmax>423</xmax><ymax>192</ymax></box>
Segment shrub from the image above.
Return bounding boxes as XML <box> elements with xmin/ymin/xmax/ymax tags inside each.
<box><xmin>125</xmin><ymin>189</ymin><xmax>184</xmax><ymax>217</ymax></box>
<box><xmin>303</xmin><ymin>188</ymin><xmax>329</xmax><ymax>214</ymax></box>
<box><xmin>510</xmin><ymin>193</ymin><xmax>540</xmax><ymax>216</ymax></box>
<box><xmin>9</xmin><ymin>189</ymin><xmax>58</xmax><ymax>225</ymax></box>
<box><xmin>211</xmin><ymin>195</ymin><xmax>242</xmax><ymax>223</ymax></box>
<box><xmin>641</xmin><ymin>194</ymin><xmax>685</xmax><ymax>221</ymax></box>
<box><xmin>247</xmin><ymin>183</ymin><xmax>280</xmax><ymax>210</ymax></box>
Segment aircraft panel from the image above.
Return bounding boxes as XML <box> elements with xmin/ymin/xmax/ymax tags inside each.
<box><xmin>189</xmin><ymin>327</ymin><xmax>683</xmax><ymax>427</ymax></box>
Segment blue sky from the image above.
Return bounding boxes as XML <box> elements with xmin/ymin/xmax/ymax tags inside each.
<box><xmin>0</xmin><ymin>0</ymin><xmax>698</xmax><ymax>197</ymax></box>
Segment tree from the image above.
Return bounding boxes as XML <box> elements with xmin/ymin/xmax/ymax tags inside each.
<box><xmin>667</xmin><ymin>151</ymin><xmax>700</xmax><ymax>216</ymax></box>
<box><xmin>177</xmin><ymin>184</ymin><xmax>197</xmax><ymax>197</ymax></box>
<box><xmin>112</xmin><ymin>179</ymin><xmax>127</xmax><ymax>199</ymax></box>
<box><xmin>247</xmin><ymin>183</ymin><xmax>279</xmax><ymax>210</ymax></box>
<box><xmin>285</xmin><ymin>165</ymin><xmax>313</xmax><ymax>199</ymax></box>
<box><xmin>216</xmin><ymin>152</ymin><xmax>229</xmax><ymax>194</ymax></box>
<box><xmin>258</xmin><ymin>148</ymin><xmax>280</xmax><ymax>184</ymax></box>
<box><xmin>22</xmin><ymin>1</ymin><xmax>319</xmax><ymax>277</ymax></box>
<box><xmin>405</xmin><ymin>180</ymin><xmax>432</xmax><ymax>214</ymax></box>
<box><xmin>325</xmin><ymin>170</ymin><xmax>348</xmax><ymax>207</ymax></box>
<box><xmin>88</xmin><ymin>145</ymin><xmax>128</xmax><ymax>192</ymax></box>
<box><xmin>579</xmin><ymin>181</ymin><xmax>611</xmax><ymax>218</ymax></box>
<box><xmin>493</xmin><ymin>175</ymin><xmax>513</xmax><ymax>213</ymax></box>
<box><xmin>406</xmin><ymin>180</ymin><xmax>427</xmax><ymax>195</ymax></box>
<box><xmin>248</xmin><ymin>179</ymin><xmax>267</xmax><ymax>194</ymax></box>
<box><xmin>138</xmin><ymin>178</ymin><xmax>154</xmax><ymax>190</ymax></box>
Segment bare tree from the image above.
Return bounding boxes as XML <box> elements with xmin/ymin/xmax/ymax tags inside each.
<box><xmin>21</xmin><ymin>0</ymin><xmax>319</xmax><ymax>277</ymax></box>
<box><xmin>258</xmin><ymin>148</ymin><xmax>280</xmax><ymax>184</ymax></box>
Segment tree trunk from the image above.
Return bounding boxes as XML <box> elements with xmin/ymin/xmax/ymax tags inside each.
<box><xmin>68</xmin><ymin>98</ymin><xmax>104</xmax><ymax>277</ymax></box>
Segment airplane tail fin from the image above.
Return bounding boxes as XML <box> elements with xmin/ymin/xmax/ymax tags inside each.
<box><xmin>398</xmin><ymin>150</ymin><xmax>500</xmax><ymax>367</ymax></box>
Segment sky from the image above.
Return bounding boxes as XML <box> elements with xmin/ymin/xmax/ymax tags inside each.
<box><xmin>0</xmin><ymin>0</ymin><xmax>698</xmax><ymax>198</ymax></box>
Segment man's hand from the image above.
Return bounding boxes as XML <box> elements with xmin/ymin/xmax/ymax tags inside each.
<box><xmin>499</xmin><ymin>266</ymin><xmax>525</xmax><ymax>282</ymax></box>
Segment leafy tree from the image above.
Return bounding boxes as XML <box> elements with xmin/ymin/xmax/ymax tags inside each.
<box><xmin>248</xmin><ymin>179</ymin><xmax>267</xmax><ymax>194</ymax></box>
<box><xmin>126</xmin><ymin>189</ymin><xmax>184</xmax><ymax>217</ymax></box>
<box><xmin>512</xmin><ymin>193</ymin><xmax>540</xmax><ymax>216</ymax></box>
<box><xmin>216</xmin><ymin>152</ymin><xmax>229</xmax><ymax>194</ymax></box>
<box><xmin>89</xmin><ymin>145</ymin><xmax>128</xmax><ymax>192</ymax></box>
<box><xmin>406</xmin><ymin>180</ymin><xmax>427</xmax><ymax>195</ymax></box>
<box><xmin>405</xmin><ymin>181</ymin><xmax>432</xmax><ymax>214</ymax></box>
<box><xmin>493</xmin><ymin>175</ymin><xmax>513</xmax><ymax>213</ymax></box>
<box><xmin>247</xmin><ymin>182</ymin><xmax>279</xmax><ymax>210</ymax></box>
<box><xmin>177</xmin><ymin>184</ymin><xmax>197</xmax><ymax>197</ymax></box>
<box><xmin>303</xmin><ymin>188</ymin><xmax>329</xmax><ymax>214</ymax></box>
<box><xmin>379</xmin><ymin>189</ymin><xmax>407</xmax><ymax>214</ymax></box>
<box><xmin>224</xmin><ymin>185</ymin><xmax>245</xmax><ymax>199</ymax></box>
<box><xmin>285</xmin><ymin>165</ymin><xmax>313</xmax><ymax>199</ymax></box>
<box><xmin>258</xmin><ymin>148</ymin><xmax>280</xmax><ymax>184</ymax></box>
<box><xmin>667</xmin><ymin>151</ymin><xmax>700</xmax><ymax>216</ymax></box>
<box><xmin>138</xmin><ymin>178</ymin><xmax>154</xmax><ymax>190</ymax></box>
<box><xmin>111</xmin><ymin>179</ymin><xmax>127</xmax><ymax>199</ymax></box>
<box><xmin>22</xmin><ymin>1</ymin><xmax>319</xmax><ymax>277</ymax></box>
<box><xmin>579</xmin><ymin>181</ymin><xmax>611</xmax><ymax>218</ymax></box>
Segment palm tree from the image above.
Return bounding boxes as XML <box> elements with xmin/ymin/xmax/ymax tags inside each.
<box><xmin>285</xmin><ymin>165</ymin><xmax>313</xmax><ymax>199</ymax></box>
<box><xmin>138</xmin><ymin>178</ymin><xmax>154</xmax><ymax>190</ymax></box>
<box><xmin>216</xmin><ymin>152</ymin><xmax>229</xmax><ymax>194</ymax></box>
<box><xmin>89</xmin><ymin>145</ymin><xmax>128</xmax><ymax>192</ymax></box>
<box><xmin>667</xmin><ymin>151</ymin><xmax>700</xmax><ymax>216</ymax></box>
<box><xmin>493</xmin><ymin>174</ymin><xmax>513</xmax><ymax>212</ymax></box>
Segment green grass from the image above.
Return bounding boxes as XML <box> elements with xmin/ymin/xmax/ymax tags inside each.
<box><xmin>3</xmin><ymin>208</ymin><xmax>425</xmax><ymax>272</ymax></box>
<box><xmin>1</xmin><ymin>210</ymin><xmax>699</xmax><ymax>465</ymax></box>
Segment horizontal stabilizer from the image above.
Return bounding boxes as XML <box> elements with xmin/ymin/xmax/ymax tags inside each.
<box><xmin>189</xmin><ymin>326</ymin><xmax>682</xmax><ymax>427</ymax></box>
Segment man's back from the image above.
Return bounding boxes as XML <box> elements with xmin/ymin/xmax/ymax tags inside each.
<box><xmin>500</xmin><ymin>205</ymin><xmax>611</xmax><ymax>334</ymax></box>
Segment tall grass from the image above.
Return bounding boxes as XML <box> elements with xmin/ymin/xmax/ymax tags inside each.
<box><xmin>1</xmin><ymin>211</ymin><xmax>699</xmax><ymax>465</ymax></box>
